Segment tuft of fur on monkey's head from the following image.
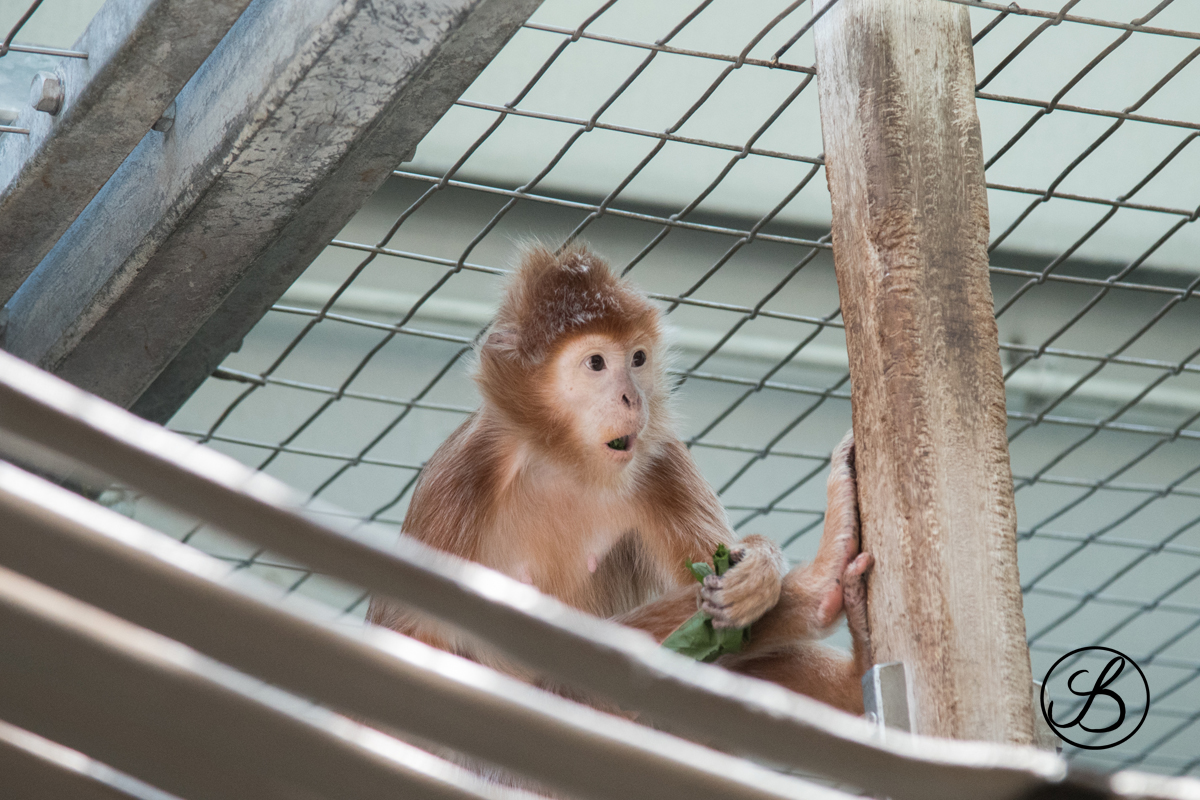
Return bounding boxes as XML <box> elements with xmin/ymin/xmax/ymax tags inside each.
<box><xmin>476</xmin><ymin>243</ymin><xmax>670</xmax><ymax>476</ymax></box>
<box><xmin>483</xmin><ymin>243</ymin><xmax>661</xmax><ymax>363</ymax></box>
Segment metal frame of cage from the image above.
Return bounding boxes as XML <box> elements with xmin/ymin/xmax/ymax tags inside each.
<box><xmin>2</xmin><ymin>346</ymin><xmax>1196</xmax><ymax>800</ymax></box>
<box><xmin>4</xmin><ymin>0</ymin><xmax>1200</xmax><ymax>787</ymax></box>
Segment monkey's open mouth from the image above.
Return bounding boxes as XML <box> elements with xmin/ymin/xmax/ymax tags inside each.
<box><xmin>606</xmin><ymin>436</ymin><xmax>630</xmax><ymax>451</ymax></box>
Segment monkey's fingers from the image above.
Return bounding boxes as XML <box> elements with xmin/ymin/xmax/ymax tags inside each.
<box><xmin>842</xmin><ymin>552</ymin><xmax>873</xmax><ymax>634</ymax></box>
<box><xmin>817</xmin><ymin>431</ymin><xmax>861</xmax><ymax>584</ymax></box>
<box><xmin>702</xmin><ymin>566</ymin><xmax>780</xmax><ymax>629</ymax></box>
<box><xmin>700</xmin><ymin>574</ymin><xmax>728</xmax><ymax>613</ymax></box>
<box><xmin>700</xmin><ymin>578</ymin><xmax>735</xmax><ymax>628</ymax></box>
<box><xmin>845</xmin><ymin>551</ymin><xmax>873</xmax><ymax>580</ymax></box>
<box><xmin>700</xmin><ymin>575</ymin><xmax>734</xmax><ymax>621</ymax></box>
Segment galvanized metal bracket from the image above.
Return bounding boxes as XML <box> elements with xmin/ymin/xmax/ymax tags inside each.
<box><xmin>862</xmin><ymin>661</ymin><xmax>911</xmax><ymax>734</ymax></box>
<box><xmin>864</xmin><ymin>663</ymin><xmax>1062</xmax><ymax>753</ymax></box>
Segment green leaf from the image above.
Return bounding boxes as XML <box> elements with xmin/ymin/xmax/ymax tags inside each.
<box><xmin>686</xmin><ymin>560</ymin><xmax>714</xmax><ymax>583</ymax></box>
<box><xmin>715</xmin><ymin>623</ymin><xmax>745</xmax><ymax>655</ymax></box>
<box><xmin>662</xmin><ymin>544</ymin><xmax>752</xmax><ymax>663</ymax></box>
<box><xmin>661</xmin><ymin>611</ymin><xmax>722</xmax><ymax>662</ymax></box>
<box><xmin>713</xmin><ymin>543</ymin><xmax>732</xmax><ymax>576</ymax></box>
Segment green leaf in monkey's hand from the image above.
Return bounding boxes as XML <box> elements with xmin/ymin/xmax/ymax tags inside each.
<box><xmin>661</xmin><ymin>611</ymin><xmax>749</xmax><ymax>662</ymax></box>
<box><xmin>712</xmin><ymin>543</ymin><xmax>733</xmax><ymax>576</ymax></box>
<box><xmin>715</xmin><ymin>622</ymin><xmax>748</xmax><ymax>655</ymax></box>
<box><xmin>685</xmin><ymin>560</ymin><xmax>714</xmax><ymax>583</ymax></box>
<box><xmin>662</xmin><ymin>543</ymin><xmax>751</xmax><ymax>662</ymax></box>
<box><xmin>660</xmin><ymin>611</ymin><xmax>723</xmax><ymax>662</ymax></box>
<box><xmin>682</xmin><ymin>542</ymin><xmax>730</xmax><ymax>584</ymax></box>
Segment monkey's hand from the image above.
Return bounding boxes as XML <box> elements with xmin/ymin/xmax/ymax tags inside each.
<box><xmin>700</xmin><ymin>534</ymin><xmax>786</xmax><ymax>629</ymax></box>
<box><xmin>810</xmin><ymin>429</ymin><xmax>862</xmax><ymax>628</ymax></box>
<box><xmin>843</xmin><ymin>551</ymin><xmax>874</xmax><ymax>670</ymax></box>
<box><xmin>843</xmin><ymin>552</ymin><xmax>873</xmax><ymax>633</ymax></box>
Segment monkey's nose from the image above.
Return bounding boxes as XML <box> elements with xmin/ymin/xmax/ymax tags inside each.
<box><xmin>619</xmin><ymin>382</ymin><xmax>643</xmax><ymax>413</ymax></box>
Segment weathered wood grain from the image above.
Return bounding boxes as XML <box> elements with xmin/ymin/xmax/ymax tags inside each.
<box><xmin>813</xmin><ymin>0</ymin><xmax>1033</xmax><ymax>744</ymax></box>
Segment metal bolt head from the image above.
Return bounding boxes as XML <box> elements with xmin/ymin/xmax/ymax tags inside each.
<box><xmin>30</xmin><ymin>71</ymin><xmax>64</xmax><ymax>115</ymax></box>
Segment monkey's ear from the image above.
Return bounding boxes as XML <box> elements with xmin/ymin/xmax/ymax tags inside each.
<box><xmin>481</xmin><ymin>327</ymin><xmax>520</xmax><ymax>358</ymax></box>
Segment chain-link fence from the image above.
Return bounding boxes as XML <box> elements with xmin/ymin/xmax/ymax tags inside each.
<box><xmin>28</xmin><ymin>0</ymin><xmax>1192</xmax><ymax>781</ymax></box>
<box><xmin>0</xmin><ymin>0</ymin><xmax>95</xmax><ymax>129</ymax></box>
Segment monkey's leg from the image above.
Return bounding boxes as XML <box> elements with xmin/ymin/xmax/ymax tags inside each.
<box><xmin>725</xmin><ymin>641</ymin><xmax>865</xmax><ymax>714</ymax></box>
<box><xmin>730</xmin><ymin>547</ymin><xmax>872</xmax><ymax>652</ymax></box>
<box><xmin>729</xmin><ymin>429</ymin><xmax>873</xmax><ymax>666</ymax></box>
<box><xmin>723</xmin><ymin>551</ymin><xmax>872</xmax><ymax>714</ymax></box>
<box><xmin>611</xmin><ymin>583</ymin><xmax>702</xmax><ymax>642</ymax></box>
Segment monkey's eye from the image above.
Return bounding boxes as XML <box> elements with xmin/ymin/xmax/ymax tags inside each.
<box><xmin>587</xmin><ymin>354</ymin><xmax>605</xmax><ymax>371</ymax></box>
<box><xmin>632</xmin><ymin>350</ymin><xmax>646</xmax><ymax>367</ymax></box>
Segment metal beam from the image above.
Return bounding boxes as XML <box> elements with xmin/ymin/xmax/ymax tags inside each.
<box><xmin>0</xmin><ymin>461</ymin><xmax>853</xmax><ymax>800</ymax></box>
<box><xmin>0</xmin><ymin>0</ymin><xmax>255</xmax><ymax>301</ymax></box>
<box><xmin>0</xmin><ymin>564</ymin><xmax>531</xmax><ymax>800</ymax></box>
<box><xmin>0</xmin><ymin>719</ymin><xmax>179</xmax><ymax>800</ymax></box>
<box><xmin>6</xmin><ymin>346</ymin><xmax>1197</xmax><ymax>800</ymax></box>
<box><xmin>0</xmin><ymin>348</ymin><xmax>1076</xmax><ymax>800</ymax></box>
<box><xmin>2</xmin><ymin>0</ymin><xmax>541</xmax><ymax>417</ymax></box>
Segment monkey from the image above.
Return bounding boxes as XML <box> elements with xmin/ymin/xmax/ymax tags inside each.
<box><xmin>368</xmin><ymin>243</ymin><xmax>873</xmax><ymax>716</ymax></box>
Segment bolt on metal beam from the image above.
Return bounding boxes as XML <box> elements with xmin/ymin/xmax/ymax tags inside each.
<box><xmin>28</xmin><ymin>72</ymin><xmax>63</xmax><ymax>115</ymax></box>
<box><xmin>0</xmin><ymin>0</ymin><xmax>258</xmax><ymax>304</ymax></box>
<box><xmin>3</xmin><ymin>0</ymin><xmax>545</xmax><ymax>419</ymax></box>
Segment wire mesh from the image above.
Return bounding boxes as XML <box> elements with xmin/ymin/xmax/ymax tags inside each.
<box><xmin>0</xmin><ymin>0</ymin><xmax>94</xmax><ymax>133</ymax></box>
<box><xmin>136</xmin><ymin>0</ymin><xmax>1200</xmax><ymax>780</ymax></box>
<box><xmin>0</xmin><ymin>0</ymin><xmax>90</xmax><ymax>58</ymax></box>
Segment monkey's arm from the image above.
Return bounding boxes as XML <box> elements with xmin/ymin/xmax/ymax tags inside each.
<box><xmin>609</xmin><ymin>535</ymin><xmax>787</xmax><ymax>643</ymax></box>
<box><xmin>699</xmin><ymin>533</ymin><xmax>787</xmax><ymax>629</ymax></box>
<box><xmin>730</xmin><ymin>430</ymin><xmax>872</xmax><ymax>659</ymax></box>
<box><xmin>636</xmin><ymin>440</ymin><xmax>787</xmax><ymax>632</ymax></box>
<box><xmin>648</xmin><ymin>431</ymin><xmax>872</xmax><ymax>659</ymax></box>
<box><xmin>610</xmin><ymin>583</ymin><xmax>702</xmax><ymax>642</ymax></box>
<box><xmin>713</xmin><ymin>432</ymin><xmax>872</xmax><ymax>715</ymax></box>
<box><xmin>611</xmin><ymin>546</ymin><xmax>871</xmax><ymax>716</ymax></box>
<box><xmin>367</xmin><ymin>415</ymin><xmax>495</xmax><ymax>640</ymax></box>
<box><xmin>614</xmin><ymin>547</ymin><xmax>871</xmax><ymax>655</ymax></box>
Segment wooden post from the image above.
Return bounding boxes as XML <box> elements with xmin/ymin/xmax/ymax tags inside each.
<box><xmin>813</xmin><ymin>0</ymin><xmax>1033</xmax><ymax>744</ymax></box>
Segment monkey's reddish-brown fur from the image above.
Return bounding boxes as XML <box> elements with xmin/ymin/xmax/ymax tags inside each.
<box><xmin>368</xmin><ymin>243</ymin><xmax>871</xmax><ymax>714</ymax></box>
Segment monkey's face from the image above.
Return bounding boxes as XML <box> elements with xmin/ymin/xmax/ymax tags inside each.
<box><xmin>549</xmin><ymin>334</ymin><xmax>653</xmax><ymax>468</ymax></box>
